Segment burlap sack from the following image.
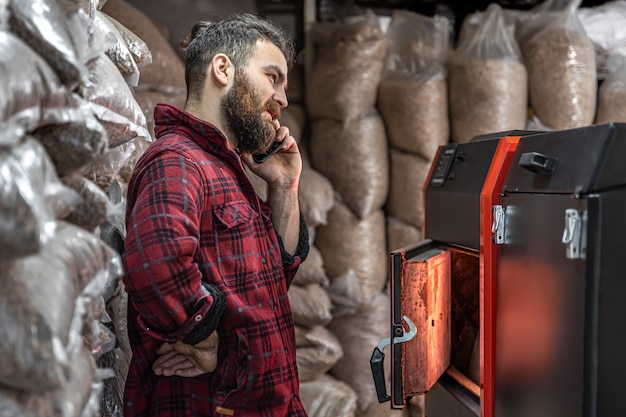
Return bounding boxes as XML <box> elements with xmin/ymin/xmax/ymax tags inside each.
<box><xmin>315</xmin><ymin>200</ymin><xmax>386</xmax><ymax>303</ymax></box>
<box><xmin>310</xmin><ymin>112</ymin><xmax>388</xmax><ymax>220</ymax></box>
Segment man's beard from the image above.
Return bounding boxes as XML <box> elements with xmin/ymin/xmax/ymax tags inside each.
<box><xmin>221</xmin><ymin>71</ymin><xmax>281</xmax><ymax>154</ymax></box>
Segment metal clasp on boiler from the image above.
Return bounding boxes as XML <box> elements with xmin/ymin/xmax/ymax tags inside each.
<box><xmin>370</xmin><ymin>316</ymin><xmax>417</xmax><ymax>403</ymax></box>
<box><xmin>492</xmin><ymin>205</ymin><xmax>506</xmax><ymax>244</ymax></box>
<box><xmin>562</xmin><ymin>209</ymin><xmax>587</xmax><ymax>259</ymax></box>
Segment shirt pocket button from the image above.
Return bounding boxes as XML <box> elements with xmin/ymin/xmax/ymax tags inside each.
<box><xmin>195</xmin><ymin>314</ymin><xmax>203</xmax><ymax>321</ymax></box>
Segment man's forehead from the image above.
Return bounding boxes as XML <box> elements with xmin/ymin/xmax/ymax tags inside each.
<box><xmin>251</xmin><ymin>39</ymin><xmax>288</xmax><ymax>70</ymax></box>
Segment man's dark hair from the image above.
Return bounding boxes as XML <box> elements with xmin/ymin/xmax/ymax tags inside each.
<box><xmin>181</xmin><ymin>13</ymin><xmax>295</xmax><ymax>99</ymax></box>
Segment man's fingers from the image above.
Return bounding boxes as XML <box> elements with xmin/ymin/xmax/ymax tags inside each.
<box><xmin>156</xmin><ymin>342</ymin><xmax>174</xmax><ymax>355</ymax></box>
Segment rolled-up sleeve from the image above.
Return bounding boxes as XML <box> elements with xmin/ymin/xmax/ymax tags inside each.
<box><xmin>275</xmin><ymin>212</ymin><xmax>309</xmax><ymax>287</ymax></box>
<box><xmin>123</xmin><ymin>150</ymin><xmax>224</xmax><ymax>344</ymax></box>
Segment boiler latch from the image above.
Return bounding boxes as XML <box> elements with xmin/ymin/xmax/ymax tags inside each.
<box><xmin>562</xmin><ymin>209</ymin><xmax>587</xmax><ymax>259</ymax></box>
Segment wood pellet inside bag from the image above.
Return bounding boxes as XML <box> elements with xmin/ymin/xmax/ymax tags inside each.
<box><xmin>518</xmin><ymin>0</ymin><xmax>597</xmax><ymax>130</ymax></box>
<box><xmin>32</xmin><ymin>105</ymin><xmax>108</xmax><ymax>177</ymax></box>
<box><xmin>295</xmin><ymin>326</ymin><xmax>343</xmax><ymax>382</ymax></box>
<box><xmin>61</xmin><ymin>173</ymin><xmax>112</xmax><ymax>232</ymax></box>
<box><xmin>300</xmin><ymin>374</ymin><xmax>358</xmax><ymax>417</ymax></box>
<box><xmin>596</xmin><ymin>56</ymin><xmax>626</xmax><ymax>124</ymax></box>
<box><xmin>8</xmin><ymin>0</ymin><xmax>102</xmax><ymax>88</ymax></box>
<box><xmin>0</xmin><ymin>32</ymin><xmax>69</xmax><ymax>145</ymax></box>
<box><xmin>0</xmin><ymin>138</ymin><xmax>72</xmax><ymax>260</ymax></box>
<box><xmin>288</xmin><ymin>283</ymin><xmax>333</xmax><ymax>328</ymax></box>
<box><xmin>310</xmin><ymin>112</ymin><xmax>389</xmax><ymax>220</ymax></box>
<box><xmin>0</xmin><ymin>221</ymin><xmax>118</xmax><ymax>393</ymax></box>
<box><xmin>80</xmin><ymin>54</ymin><xmax>150</xmax><ymax>147</ymax></box>
<box><xmin>306</xmin><ymin>11</ymin><xmax>387</xmax><ymax>122</ymax></box>
<box><xmin>447</xmin><ymin>3</ymin><xmax>528</xmax><ymax>144</ymax></box>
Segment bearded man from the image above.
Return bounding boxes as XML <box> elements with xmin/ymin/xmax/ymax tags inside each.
<box><xmin>121</xmin><ymin>13</ymin><xmax>309</xmax><ymax>417</ymax></box>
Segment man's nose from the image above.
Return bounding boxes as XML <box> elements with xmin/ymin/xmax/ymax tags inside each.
<box><xmin>274</xmin><ymin>88</ymin><xmax>288</xmax><ymax>109</ymax></box>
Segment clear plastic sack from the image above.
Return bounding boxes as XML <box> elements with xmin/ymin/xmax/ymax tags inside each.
<box><xmin>518</xmin><ymin>0</ymin><xmax>597</xmax><ymax>130</ymax></box>
<box><xmin>80</xmin><ymin>54</ymin><xmax>150</xmax><ymax>146</ymax></box>
<box><xmin>60</xmin><ymin>173</ymin><xmax>114</xmax><ymax>232</ymax></box>
<box><xmin>0</xmin><ymin>221</ymin><xmax>119</xmax><ymax>393</ymax></box>
<box><xmin>0</xmin><ymin>32</ymin><xmax>69</xmax><ymax>146</ymax></box>
<box><xmin>448</xmin><ymin>3</ymin><xmax>528</xmax><ymax>143</ymax></box>
<box><xmin>93</xmin><ymin>10</ymin><xmax>140</xmax><ymax>86</ymax></box>
<box><xmin>8</xmin><ymin>0</ymin><xmax>102</xmax><ymax>88</ymax></box>
<box><xmin>0</xmin><ymin>0</ymin><xmax>8</xmax><ymax>30</ymax></box>
<box><xmin>82</xmin><ymin>139</ymin><xmax>136</xmax><ymax>191</ymax></box>
<box><xmin>104</xmin><ymin>12</ymin><xmax>152</xmax><ymax>69</ymax></box>
<box><xmin>596</xmin><ymin>55</ymin><xmax>626</xmax><ymax>123</ymax></box>
<box><xmin>32</xmin><ymin>103</ymin><xmax>109</xmax><ymax>177</ymax></box>
<box><xmin>0</xmin><ymin>138</ymin><xmax>80</xmax><ymax>260</ymax></box>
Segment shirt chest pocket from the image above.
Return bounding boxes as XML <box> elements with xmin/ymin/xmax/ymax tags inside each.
<box><xmin>212</xmin><ymin>200</ymin><xmax>260</xmax><ymax>286</ymax></box>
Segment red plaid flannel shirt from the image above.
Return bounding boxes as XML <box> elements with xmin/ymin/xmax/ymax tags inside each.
<box><xmin>122</xmin><ymin>104</ymin><xmax>309</xmax><ymax>417</ymax></box>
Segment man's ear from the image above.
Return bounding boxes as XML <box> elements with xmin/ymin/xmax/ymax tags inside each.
<box><xmin>210</xmin><ymin>53</ymin><xmax>233</xmax><ymax>87</ymax></box>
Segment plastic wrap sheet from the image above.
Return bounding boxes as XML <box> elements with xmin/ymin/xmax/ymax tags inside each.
<box><xmin>0</xmin><ymin>138</ymin><xmax>79</xmax><ymax>260</ymax></box>
<box><xmin>0</xmin><ymin>0</ymin><xmax>8</xmax><ymax>29</ymax></box>
<box><xmin>8</xmin><ymin>0</ymin><xmax>102</xmax><ymax>88</ymax></box>
<box><xmin>80</xmin><ymin>54</ymin><xmax>150</xmax><ymax>146</ymax></box>
<box><xmin>0</xmin><ymin>32</ymin><xmax>69</xmax><ymax>146</ymax></box>
<box><xmin>0</xmin><ymin>221</ymin><xmax>119</xmax><ymax>393</ymax></box>
<box><xmin>33</xmin><ymin>104</ymin><xmax>108</xmax><ymax>177</ymax></box>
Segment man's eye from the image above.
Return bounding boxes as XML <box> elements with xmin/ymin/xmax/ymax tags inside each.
<box><xmin>268</xmin><ymin>74</ymin><xmax>277</xmax><ymax>83</ymax></box>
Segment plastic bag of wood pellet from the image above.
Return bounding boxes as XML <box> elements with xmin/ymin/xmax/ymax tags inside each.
<box><xmin>61</xmin><ymin>173</ymin><xmax>116</xmax><ymax>231</ymax></box>
<box><xmin>104</xmin><ymin>13</ymin><xmax>152</xmax><ymax>69</ymax></box>
<box><xmin>387</xmin><ymin>215</ymin><xmax>422</xmax><ymax>253</ymax></box>
<box><xmin>315</xmin><ymin>201</ymin><xmax>387</xmax><ymax>303</ymax></box>
<box><xmin>288</xmin><ymin>284</ymin><xmax>333</xmax><ymax>327</ymax></box>
<box><xmin>310</xmin><ymin>112</ymin><xmax>388</xmax><ymax>220</ymax></box>
<box><xmin>0</xmin><ymin>0</ymin><xmax>7</xmax><ymax>29</ymax></box>
<box><xmin>82</xmin><ymin>139</ymin><xmax>136</xmax><ymax>191</ymax></box>
<box><xmin>300</xmin><ymin>374</ymin><xmax>358</xmax><ymax>417</ymax></box>
<box><xmin>298</xmin><ymin>166</ymin><xmax>334</xmax><ymax>228</ymax></box>
<box><xmin>102</xmin><ymin>0</ymin><xmax>186</xmax><ymax>92</ymax></box>
<box><xmin>518</xmin><ymin>0</ymin><xmax>596</xmax><ymax>130</ymax></box>
<box><xmin>596</xmin><ymin>55</ymin><xmax>626</xmax><ymax>123</ymax></box>
<box><xmin>306</xmin><ymin>10</ymin><xmax>388</xmax><ymax>122</ymax></box>
<box><xmin>0</xmin><ymin>221</ymin><xmax>117</xmax><ymax>393</ymax></box>
<box><xmin>387</xmin><ymin>149</ymin><xmax>432</xmax><ymax>229</ymax></box>
<box><xmin>8</xmin><ymin>0</ymin><xmax>103</xmax><ymax>88</ymax></box>
<box><xmin>81</xmin><ymin>54</ymin><xmax>150</xmax><ymax>147</ymax></box>
<box><xmin>293</xmin><ymin>245</ymin><xmax>329</xmax><ymax>286</ymax></box>
<box><xmin>326</xmin><ymin>269</ymin><xmax>362</xmax><ymax>318</ymax></box>
<box><xmin>379</xmin><ymin>10</ymin><xmax>450</xmax><ymax>159</ymax></box>
<box><xmin>0</xmin><ymin>138</ymin><xmax>80</xmax><ymax>260</ymax></box>
<box><xmin>32</xmin><ymin>104</ymin><xmax>108</xmax><ymax>177</ymax></box>
<box><xmin>93</xmin><ymin>10</ymin><xmax>141</xmax><ymax>86</ymax></box>
<box><xmin>329</xmin><ymin>290</ymin><xmax>390</xmax><ymax>413</ymax></box>
<box><xmin>448</xmin><ymin>3</ymin><xmax>528</xmax><ymax>144</ymax></box>
<box><xmin>296</xmin><ymin>326</ymin><xmax>343</xmax><ymax>382</ymax></box>
<box><xmin>0</xmin><ymin>32</ymin><xmax>70</xmax><ymax>146</ymax></box>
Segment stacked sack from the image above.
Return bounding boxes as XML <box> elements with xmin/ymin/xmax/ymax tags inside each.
<box><xmin>304</xmin><ymin>9</ymin><xmax>413</xmax><ymax>417</ymax></box>
<box><xmin>378</xmin><ymin>10</ymin><xmax>450</xmax><ymax>253</ymax></box>
<box><xmin>0</xmin><ymin>0</ymin><xmax>152</xmax><ymax>415</ymax></box>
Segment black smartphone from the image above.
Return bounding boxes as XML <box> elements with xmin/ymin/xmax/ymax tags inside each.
<box><xmin>252</xmin><ymin>141</ymin><xmax>282</xmax><ymax>164</ymax></box>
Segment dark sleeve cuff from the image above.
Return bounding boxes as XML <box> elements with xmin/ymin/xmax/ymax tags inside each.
<box><xmin>183</xmin><ymin>282</ymin><xmax>226</xmax><ymax>345</ymax></box>
<box><xmin>276</xmin><ymin>212</ymin><xmax>309</xmax><ymax>266</ymax></box>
